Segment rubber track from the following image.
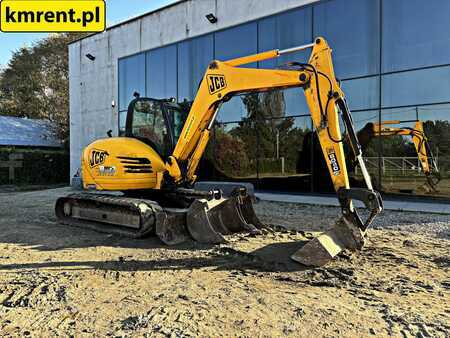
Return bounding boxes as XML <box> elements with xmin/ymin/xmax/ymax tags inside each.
<box><xmin>55</xmin><ymin>193</ymin><xmax>166</xmax><ymax>238</ymax></box>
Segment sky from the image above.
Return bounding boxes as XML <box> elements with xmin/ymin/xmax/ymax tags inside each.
<box><xmin>0</xmin><ymin>0</ymin><xmax>178</xmax><ymax>67</ymax></box>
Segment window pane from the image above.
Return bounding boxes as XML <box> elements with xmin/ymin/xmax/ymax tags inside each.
<box><xmin>118</xmin><ymin>53</ymin><xmax>145</xmax><ymax>111</ymax></box>
<box><xmin>218</xmin><ymin>91</ymin><xmax>300</xmax><ymax>123</ymax></box>
<box><xmin>415</xmin><ymin>105</ymin><xmax>450</xmax><ymax>197</ymax></box>
<box><xmin>380</xmin><ymin>107</ymin><xmax>418</xmax><ymax>123</ymax></box>
<box><xmin>341</xmin><ymin>76</ymin><xmax>380</xmax><ymax>111</ymax></box>
<box><xmin>382</xmin><ymin>66</ymin><xmax>450</xmax><ymax>108</ymax></box>
<box><xmin>146</xmin><ymin>45</ymin><xmax>177</xmax><ymax>100</ymax></box>
<box><xmin>258</xmin><ymin>8</ymin><xmax>312</xmax><ymax>117</ymax></box>
<box><xmin>212</xmin><ymin>122</ymin><xmax>257</xmax><ymax>179</ymax></box>
<box><xmin>377</xmin><ymin>120</ymin><xmax>438</xmax><ymax>195</ymax></box>
<box><xmin>284</xmin><ymin>89</ymin><xmax>309</xmax><ymax>117</ymax></box>
<box><xmin>178</xmin><ymin>34</ymin><xmax>214</xmax><ymax>101</ymax></box>
<box><xmin>119</xmin><ymin>110</ymin><xmax>127</xmax><ymax>135</ymax></box>
<box><xmin>382</xmin><ymin>0</ymin><xmax>450</xmax><ymax>72</ymax></box>
<box><xmin>214</xmin><ymin>23</ymin><xmax>258</xmax><ymax>122</ymax></box>
<box><xmin>378</xmin><ymin>105</ymin><xmax>450</xmax><ymax>197</ymax></box>
<box><xmin>352</xmin><ymin>110</ymin><xmax>380</xmax><ymax>132</ymax></box>
<box><xmin>313</xmin><ymin>0</ymin><xmax>380</xmax><ymax>78</ymax></box>
<box><xmin>257</xmin><ymin>116</ymin><xmax>312</xmax><ymax>180</ymax></box>
<box><xmin>214</xmin><ymin>22</ymin><xmax>257</xmax><ymax>63</ymax></box>
<box><xmin>417</xmin><ymin>104</ymin><xmax>450</xmax><ymax>123</ymax></box>
<box><xmin>258</xmin><ymin>7</ymin><xmax>312</xmax><ymax>68</ymax></box>
<box><xmin>131</xmin><ymin>100</ymin><xmax>170</xmax><ymax>156</ymax></box>
<box><xmin>217</xmin><ymin>96</ymin><xmax>247</xmax><ymax>123</ymax></box>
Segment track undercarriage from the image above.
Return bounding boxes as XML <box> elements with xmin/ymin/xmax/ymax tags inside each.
<box><xmin>55</xmin><ymin>186</ymin><xmax>381</xmax><ymax>267</ymax></box>
<box><xmin>55</xmin><ymin>187</ymin><xmax>264</xmax><ymax>246</ymax></box>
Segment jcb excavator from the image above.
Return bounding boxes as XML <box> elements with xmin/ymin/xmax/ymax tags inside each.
<box><xmin>56</xmin><ymin>37</ymin><xmax>383</xmax><ymax>267</ymax></box>
<box><xmin>358</xmin><ymin>120</ymin><xmax>441</xmax><ymax>192</ymax></box>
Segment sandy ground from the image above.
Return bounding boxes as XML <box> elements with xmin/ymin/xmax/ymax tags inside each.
<box><xmin>0</xmin><ymin>187</ymin><xmax>449</xmax><ymax>337</ymax></box>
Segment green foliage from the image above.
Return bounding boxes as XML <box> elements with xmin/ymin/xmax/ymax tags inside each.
<box><xmin>0</xmin><ymin>33</ymin><xmax>88</xmax><ymax>144</ymax></box>
<box><xmin>0</xmin><ymin>148</ymin><xmax>69</xmax><ymax>185</ymax></box>
<box><xmin>212</xmin><ymin>127</ymin><xmax>252</xmax><ymax>177</ymax></box>
<box><xmin>424</xmin><ymin>120</ymin><xmax>450</xmax><ymax>176</ymax></box>
<box><xmin>212</xmin><ymin>91</ymin><xmax>311</xmax><ymax>177</ymax></box>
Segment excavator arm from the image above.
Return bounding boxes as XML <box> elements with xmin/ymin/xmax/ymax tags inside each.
<box><xmin>364</xmin><ymin>120</ymin><xmax>441</xmax><ymax>192</ymax></box>
<box><xmin>166</xmin><ymin>37</ymin><xmax>383</xmax><ymax>265</ymax></box>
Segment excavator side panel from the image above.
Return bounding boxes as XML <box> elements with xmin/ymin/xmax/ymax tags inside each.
<box><xmin>82</xmin><ymin>137</ymin><xmax>166</xmax><ymax>191</ymax></box>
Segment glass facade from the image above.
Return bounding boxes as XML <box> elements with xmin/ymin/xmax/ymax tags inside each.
<box><xmin>382</xmin><ymin>0</ymin><xmax>450</xmax><ymax>72</ymax></box>
<box><xmin>313</xmin><ymin>0</ymin><xmax>380</xmax><ymax>78</ymax></box>
<box><xmin>146</xmin><ymin>45</ymin><xmax>177</xmax><ymax>100</ymax></box>
<box><xmin>177</xmin><ymin>34</ymin><xmax>214</xmax><ymax>102</ymax></box>
<box><xmin>117</xmin><ymin>0</ymin><xmax>450</xmax><ymax>198</ymax></box>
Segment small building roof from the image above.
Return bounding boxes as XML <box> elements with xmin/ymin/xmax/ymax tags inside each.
<box><xmin>0</xmin><ymin>115</ymin><xmax>61</xmax><ymax>147</ymax></box>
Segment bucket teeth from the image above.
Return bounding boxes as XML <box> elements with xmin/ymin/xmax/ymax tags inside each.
<box><xmin>155</xmin><ymin>209</ymin><xmax>190</xmax><ymax>245</ymax></box>
<box><xmin>231</xmin><ymin>190</ymin><xmax>265</xmax><ymax>230</ymax></box>
<box><xmin>291</xmin><ymin>218</ymin><xmax>365</xmax><ymax>267</ymax></box>
<box><xmin>186</xmin><ymin>199</ymin><xmax>227</xmax><ymax>244</ymax></box>
<box><xmin>185</xmin><ymin>192</ymin><xmax>264</xmax><ymax>244</ymax></box>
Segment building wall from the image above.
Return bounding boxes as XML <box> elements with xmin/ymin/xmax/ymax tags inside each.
<box><xmin>69</xmin><ymin>0</ymin><xmax>319</xmax><ymax>178</ymax></box>
<box><xmin>70</xmin><ymin>0</ymin><xmax>450</xmax><ymax>197</ymax></box>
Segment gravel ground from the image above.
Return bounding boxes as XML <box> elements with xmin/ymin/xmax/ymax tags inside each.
<box><xmin>0</xmin><ymin>188</ymin><xmax>448</xmax><ymax>337</ymax></box>
<box><xmin>255</xmin><ymin>200</ymin><xmax>450</xmax><ymax>237</ymax></box>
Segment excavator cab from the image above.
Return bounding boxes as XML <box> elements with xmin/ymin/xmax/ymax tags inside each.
<box><xmin>125</xmin><ymin>98</ymin><xmax>189</xmax><ymax>159</ymax></box>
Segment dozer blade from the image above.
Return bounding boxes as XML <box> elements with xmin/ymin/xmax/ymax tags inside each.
<box><xmin>186</xmin><ymin>189</ymin><xmax>264</xmax><ymax>244</ymax></box>
<box><xmin>291</xmin><ymin>217</ymin><xmax>365</xmax><ymax>267</ymax></box>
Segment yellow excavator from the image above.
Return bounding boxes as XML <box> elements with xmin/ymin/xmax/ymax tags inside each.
<box><xmin>358</xmin><ymin>120</ymin><xmax>441</xmax><ymax>192</ymax></box>
<box><xmin>56</xmin><ymin>37</ymin><xmax>383</xmax><ymax>267</ymax></box>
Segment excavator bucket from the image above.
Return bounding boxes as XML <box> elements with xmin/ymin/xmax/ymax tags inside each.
<box><xmin>186</xmin><ymin>188</ymin><xmax>262</xmax><ymax>244</ymax></box>
<box><xmin>291</xmin><ymin>218</ymin><xmax>365</xmax><ymax>267</ymax></box>
<box><xmin>291</xmin><ymin>188</ymin><xmax>383</xmax><ymax>267</ymax></box>
<box><xmin>155</xmin><ymin>208</ymin><xmax>190</xmax><ymax>246</ymax></box>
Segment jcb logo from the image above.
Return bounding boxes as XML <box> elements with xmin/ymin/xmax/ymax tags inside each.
<box><xmin>327</xmin><ymin>148</ymin><xmax>341</xmax><ymax>176</ymax></box>
<box><xmin>207</xmin><ymin>74</ymin><xmax>227</xmax><ymax>95</ymax></box>
<box><xmin>89</xmin><ymin>149</ymin><xmax>109</xmax><ymax>168</ymax></box>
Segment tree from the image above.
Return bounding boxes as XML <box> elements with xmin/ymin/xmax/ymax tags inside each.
<box><xmin>0</xmin><ymin>47</ymin><xmax>43</xmax><ymax>118</ymax></box>
<box><xmin>424</xmin><ymin>120</ymin><xmax>450</xmax><ymax>174</ymax></box>
<box><xmin>212</xmin><ymin>91</ymin><xmax>310</xmax><ymax>177</ymax></box>
<box><xmin>0</xmin><ymin>33</ymin><xmax>88</xmax><ymax>145</ymax></box>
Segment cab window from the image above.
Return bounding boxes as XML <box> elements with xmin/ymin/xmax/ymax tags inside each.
<box><xmin>167</xmin><ymin>106</ymin><xmax>188</xmax><ymax>143</ymax></box>
<box><xmin>131</xmin><ymin>100</ymin><xmax>171</xmax><ymax>156</ymax></box>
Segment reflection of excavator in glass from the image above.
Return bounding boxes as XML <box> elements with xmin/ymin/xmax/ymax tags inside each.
<box><xmin>358</xmin><ymin>120</ymin><xmax>441</xmax><ymax>193</ymax></box>
<box><xmin>56</xmin><ymin>37</ymin><xmax>383</xmax><ymax>267</ymax></box>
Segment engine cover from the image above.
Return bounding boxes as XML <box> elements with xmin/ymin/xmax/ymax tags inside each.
<box><xmin>81</xmin><ymin>137</ymin><xmax>166</xmax><ymax>191</ymax></box>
